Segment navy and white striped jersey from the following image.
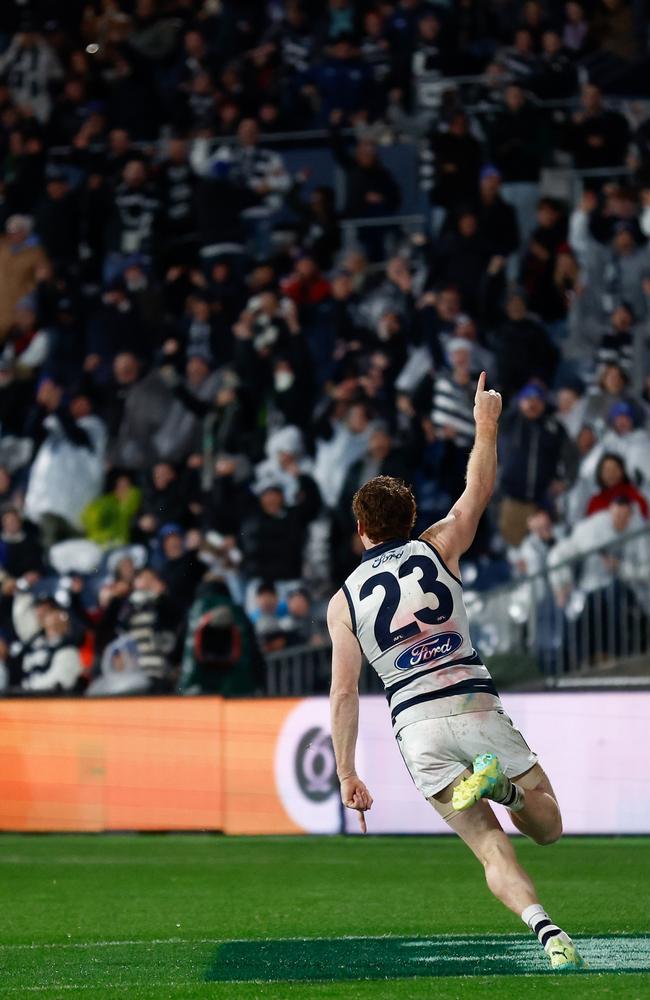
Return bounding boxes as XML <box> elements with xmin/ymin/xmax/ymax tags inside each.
<box><xmin>342</xmin><ymin>537</ymin><xmax>501</xmax><ymax>733</ymax></box>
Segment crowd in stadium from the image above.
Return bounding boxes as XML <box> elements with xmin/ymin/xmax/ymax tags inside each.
<box><xmin>0</xmin><ymin>0</ymin><xmax>649</xmax><ymax>695</ymax></box>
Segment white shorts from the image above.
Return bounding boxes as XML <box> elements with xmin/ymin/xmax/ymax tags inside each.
<box><xmin>396</xmin><ymin>708</ymin><xmax>538</xmax><ymax>800</ymax></box>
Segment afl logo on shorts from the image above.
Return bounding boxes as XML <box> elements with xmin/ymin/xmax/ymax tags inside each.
<box><xmin>394</xmin><ymin>631</ymin><xmax>463</xmax><ymax>670</ymax></box>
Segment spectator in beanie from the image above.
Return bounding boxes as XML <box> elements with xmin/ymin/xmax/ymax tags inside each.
<box><xmin>474</xmin><ymin>165</ymin><xmax>520</xmax><ymax>260</ymax></box>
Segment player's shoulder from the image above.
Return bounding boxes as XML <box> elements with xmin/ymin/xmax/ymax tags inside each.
<box><xmin>327</xmin><ymin>587</ymin><xmax>350</xmax><ymax>622</ymax></box>
<box><xmin>327</xmin><ymin>587</ymin><xmax>354</xmax><ymax>633</ymax></box>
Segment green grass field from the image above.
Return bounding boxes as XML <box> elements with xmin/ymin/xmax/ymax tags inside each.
<box><xmin>1</xmin><ymin>834</ymin><xmax>649</xmax><ymax>1000</ymax></box>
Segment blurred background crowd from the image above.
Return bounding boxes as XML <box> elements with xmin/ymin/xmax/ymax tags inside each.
<box><xmin>0</xmin><ymin>0</ymin><xmax>650</xmax><ymax>696</ymax></box>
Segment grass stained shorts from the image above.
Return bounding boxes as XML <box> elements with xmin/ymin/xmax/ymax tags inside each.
<box><xmin>396</xmin><ymin>708</ymin><xmax>538</xmax><ymax>804</ymax></box>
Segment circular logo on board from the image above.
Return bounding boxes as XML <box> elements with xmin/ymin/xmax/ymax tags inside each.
<box><xmin>274</xmin><ymin>699</ymin><xmax>342</xmax><ymax>833</ymax></box>
<box><xmin>294</xmin><ymin>726</ymin><xmax>337</xmax><ymax>803</ymax></box>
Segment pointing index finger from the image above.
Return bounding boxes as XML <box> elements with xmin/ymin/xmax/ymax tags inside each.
<box><xmin>476</xmin><ymin>371</ymin><xmax>486</xmax><ymax>398</ymax></box>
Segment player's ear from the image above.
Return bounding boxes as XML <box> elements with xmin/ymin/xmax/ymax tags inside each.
<box><xmin>356</xmin><ymin>520</ymin><xmax>364</xmax><ymax>538</ymax></box>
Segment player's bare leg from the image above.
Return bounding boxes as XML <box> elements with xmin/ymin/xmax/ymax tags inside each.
<box><xmin>508</xmin><ymin>764</ymin><xmax>563</xmax><ymax>846</ymax></box>
<box><xmin>433</xmin><ymin>779</ymin><xmax>538</xmax><ymax>915</ymax></box>
<box><xmin>430</xmin><ymin>777</ymin><xmax>585</xmax><ymax>970</ymax></box>
<box><xmin>452</xmin><ymin>755</ymin><xmax>562</xmax><ymax>846</ymax></box>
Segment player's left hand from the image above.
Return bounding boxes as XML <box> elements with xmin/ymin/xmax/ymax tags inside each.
<box><xmin>473</xmin><ymin>371</ymin><xmax>502</xmax><ymax>427</ymax></box>
<box><xmin>340</xmin><ymin>775</ymin><xmax>373</xmax><ymax>834</ymax></box>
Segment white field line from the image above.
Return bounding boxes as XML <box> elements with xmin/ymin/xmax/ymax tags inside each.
<box><xmin>0</xmin><ymin>933</ymin><xmax>527</xmax><ymax>951</ymax></box>
<box><xmin>0</xmin><ymin>857</ymin><xmax>361</xmax><ymax>865</ymax></box>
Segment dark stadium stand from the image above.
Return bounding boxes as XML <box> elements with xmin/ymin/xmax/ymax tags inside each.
<box><xmin>0</xmin><ymin>0</ymin><xmax>649</xmax><ymax>695</ymax></box>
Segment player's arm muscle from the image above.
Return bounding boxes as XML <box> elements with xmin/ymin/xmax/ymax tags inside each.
<box><xmin>328</xmin><ymin>589</ymin><xmax>363</xmax><ymax>780</ymax></box>
<box><xmin>420</xmin><ymin>371</ymin><xmax>501</xmax><ymax>570</ymax></box>
<box><xmin>328</xmin><ymin>590</ymin><xmax>373</xmax><ymax>828</ymax></box>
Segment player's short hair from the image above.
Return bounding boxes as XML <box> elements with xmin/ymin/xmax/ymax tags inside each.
<box><xmin>352</xmin><ymin>475</ymin><xmax>416</xmax><ymax>543</ymax></box>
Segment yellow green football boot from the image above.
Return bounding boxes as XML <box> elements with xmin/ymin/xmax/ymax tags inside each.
<box><xmin>451</xmin><ymin>753</ymin><xmax>507</xmax><ymax>811</ymax></box>
<box><xmin>547</xmin><ymin>937</ymin><xmax>587</xmax><ymax>971</ymax></box>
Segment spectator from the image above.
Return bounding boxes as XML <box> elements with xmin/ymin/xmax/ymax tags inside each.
<box><xmin>494</xmin><ymin>293</ymin><xmax>559</xmax><ymax>402</ymax></box>
<box><xmin>533</xmin><ymin>30</ymin><xmax>576</xmax><ymax>99</ymax></box>
<box><xmin>428</xmin><ymin>111</ymin><xmax>482</xmax><ymax>219</ymax></box>
<box><xmin>307</xmin><ymin>35</ymin><xmax>372</xmax><ymax>121</ymax></box>
<box><xmin>555</xmin><ymin>378</ymin><xmax>588</xmax><ymax>440</ymax></box>
<box><xmin>519</xmin><ymin>198</ymin><xmax>570</xmax><ymax>327</ymax></box>
<box><xmin>427</xmin><ymin>210</ymin><xmax>494</xmax><ymax>315</ymax></box>
<box><xmin>85</xmin><ymin>281</ymin><xmax>140</xmax><ymax>379</ymax></box>
<box><xmin>253</xmin><ymin>426</ymin><xmax>320</xmax><ymax>516</ymax></box>
<box><xmin>313</xmin><ymin>399</ymin><xmax>374</xmax><ymax>509</ymax></box>
<box><xmin>598</xmin><ymin>401</ymin><xmax>650</xmax><ymax>489</ymax></box>
<box><xmin>550</xmin><ymin>497</ymin><xmax>650</xmax><ymax>654</ymax></box>
<box><xmin>12</xmin><ymin>591</ymin><xmax>82</xmax><ymax>693</ymax></box>
<box><xmin>564</xmin><ymin>83</ymin><xmax>629</xmax><ymax>174</ymax></box>
<box><xmin>239</xmin><ymin>483</ymin><xmax>315</xmax><ymax>586</ymax></box>
<box><xmin>586</xmin><ymin>453</ymin><xmax>649</xmax><ymax>518</ymax></box>
<box><xmin>86</xmin><ymin>635</ymin><xmax>151</xmax><ymax>697</ymax></box>
<box><xmin>157</xmin><ymin>137</ymin><xmax>197</xmax><ymax>266</ymax></box>
<box><xmin>330</xmin><ymin>120</ymin><xmax>400</xmax><ymax>259</ymax></box>
<box><xmin>583</xmin><ymin>362</ymin><xmax>633</xmax><ymax>429</ymax></box>
<box><xmin>487</xmin><ymin>84</ymin><xmax>549</xmax><ymax>243</ymax></box>
<box><xmin>24</xmin><ymin>382</ymin><xmax>107</xmax><ymax>547</ymax></box>
<box><xmin>156</xmin><ymin>523</ymin><xmax>205</xmax><ymax>611</ymax></box>
<box><xmin>0</xmin><ymin>507</ymin><xmax>43</xmax><ymax>601</ymax></box>
<box><xmin>0</xmin><ymin>216</ymin><xmax>49</xmax><ymax>341</ymax></box>
<box><xmin>562</xmin><ymin>2</ymin><xmax>592</xmax><ymax>56</ymax></box>
<box><xmin>191</xmin><ymin>118</ymin><xmax>290</xmax><ymax>253</ymax></box>
<box><xmin>333</xmin><ymin>424</ymin><xmax>411</xmax><ymax>578</ymax></box>
<box><xmin>179</xmin><ymin>577</ymin><xmax>264</xmax><ymax>695</ymax></box>
<box><xmin>113</xmin><ymin>567</ymin><xmax>179</xmax><ymax>692</ymax></box>
<box><xmin>137</xmin><ymin>462</ymin><xmax>188</xmax><ymax>541</ymax></box>
<box><xmin>81</xmin><ymin>470</ymin><xmax>142</xmax><ymax>547</ymax></box>
<box><xmin>474</xmin><ymin>165</ymin><xmax>520</xmax><ymax>261</ymax></box>
<box><xmin>34</xmin><ymin>168</ymin><xmax>80</xmax><ymax>269</ymax></box>
<box><xmin>249</xmin><ymin>581</ymin><xmax>291</xmax><ymax>651</ymax></box>
<box><xmin>284</xmin><ymin>586</ymin><xmax>327</xmax><ymax>646</ymax></box>
<box><xmin>595</xmin><ymin>303</ymin><xmax>636</xmax><ymax>375</ymax></box>
<box><xmin>498</xmin><ymin>382</ymin><xmax>576</xmax><ymax>546</ymax></box>
<box><xmin>431</xmin><ymin>339</ymin><xmax>477</xmax><ymax>449</ymax></box>
<box><xmin>201</xmin><ymin>454</ymin><xmax>252</xmax><ymax>539</ymax></box>
<box><xmin>0</xmin><ymin>28</ymin><xmax>63</xmax><ymax>123</ymax></box>
<box><xmin>410</xmin><ymin>10</ymin><xmax>450</xmax><ymax>118</ymax></box>
<box><xmin>104</xmin><ymin>160</ymin><xmax>160</xmax><ymax>281</ymax></box>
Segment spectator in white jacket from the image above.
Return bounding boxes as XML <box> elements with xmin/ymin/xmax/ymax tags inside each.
<box><xmin>549</xmin><ymin>497</ymin><xmax>650</xmax><ymax>607</ymax></box>
<box><xmin>24</xmin><ymin>381</ymin><xmax>107</xmax><ymax>547</ymax></box>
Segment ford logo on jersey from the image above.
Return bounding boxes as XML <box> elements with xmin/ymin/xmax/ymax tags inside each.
<box><xmin>394</xmin><ymin>631</ymin><xmax>463</xmax><ymax>670</ymax></box>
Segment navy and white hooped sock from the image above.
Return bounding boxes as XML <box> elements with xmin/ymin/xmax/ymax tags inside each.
<box><xmin>521</xmin><ymin>904</ymin><xmax>571</xmax><ymax>952</ymax></box>
<box><xmin>491</xmin><ymin>776</ymin><xmax>525</xmax><ymax>813</ymax></box>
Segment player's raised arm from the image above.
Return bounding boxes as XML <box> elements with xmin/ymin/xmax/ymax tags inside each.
<box><xmin>420</xmin><ymin>371</ymin><xmax>501</xmax><ymax>569</ymax></box>
<box><xmin>327</xmin><ymin>589</ymin><xmax>373</xmax><ymax>833</ymax></box>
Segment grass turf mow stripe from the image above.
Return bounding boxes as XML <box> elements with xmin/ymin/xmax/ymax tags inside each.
<box><xmin>207</xmin><ymin>935</ymin><xmax>650</xmax><ymax>981</ymax></box>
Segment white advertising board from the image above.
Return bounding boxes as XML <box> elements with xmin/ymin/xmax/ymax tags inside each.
<box><xmin>274</xmin><ymin>692</ymin><xmax>650</xmax><ymax>835</ymax></box>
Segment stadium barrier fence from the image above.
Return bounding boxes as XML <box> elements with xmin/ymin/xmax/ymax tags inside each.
<box><xmin>265</xmin><ymin>525</ymin><xmax>650</xmax><ymax>694</ymax></box>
